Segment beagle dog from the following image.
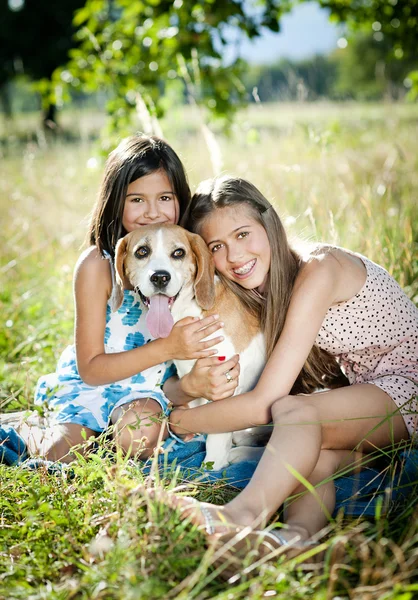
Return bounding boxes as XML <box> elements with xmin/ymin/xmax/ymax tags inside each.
<box><xmin>111</xmin><ymin>224</ymin><xmax>269</xmax><ymax>470</ymax></box>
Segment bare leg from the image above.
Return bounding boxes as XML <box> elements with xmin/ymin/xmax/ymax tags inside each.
<box><xmin>309</xmin><ymin>384</ymin><xmax>409</xmax><ymax>451</ymax></box>
<box><xmin>218</xmin><ymin>384</ymin><xmax>408</xmax><ymax>529</ymax></box>
<box><xmin>18</xmin><ymin>421</ymin><xmax>98</xmax><ymax>463</ymax></box>
<box><xmin>283</xmin><ymin>449</ymin><xmax>362</xmax><ymax>540</ymax></box>
<box><xmin>154</xmin><ymin>384</ymin><xmax>409</xmax><ymax>542</ymax></box>
<box><xmin>221</xmin><ymin>397</ymin><xmax>322</xmax><ymax>528</ymax></box>
<box><xmin>111</xmin><ymin>398</ymin><xmax>167</xmax><ymax>459</ymax></box>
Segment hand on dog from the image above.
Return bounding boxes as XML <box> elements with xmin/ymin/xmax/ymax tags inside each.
<box><xmin>164</xmin><ymin>315</ymin><xmax>224</xmax><ymax>360</ymax></box>
<box><xmin>181</xmin><ymin>355</ymin><xmax>240</xmax><ymax>401</ymax></box>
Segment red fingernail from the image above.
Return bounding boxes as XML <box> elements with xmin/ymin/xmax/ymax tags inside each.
<box><xmin>218</xmin><ymin>356</ymin><xmax>226</xmax><ymax>361</ymax></box>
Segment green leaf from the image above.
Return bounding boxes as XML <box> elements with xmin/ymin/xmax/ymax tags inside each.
<box><xmin>73</xmin><ymin>7</ymin><xmax>92</xmax><ymax>27</ymax></box>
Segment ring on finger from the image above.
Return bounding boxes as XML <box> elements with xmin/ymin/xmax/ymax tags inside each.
<box><xmin>225</xmin><ymin>370</ymin><xmax>233</xmax><ymax>383</ymax></box>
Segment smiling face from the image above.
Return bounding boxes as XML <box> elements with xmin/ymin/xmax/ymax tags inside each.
<box><xmin>199</xmin><ymin>205</ymin><xmax>271</xmax><ymax>292</ymax></box>
<box><xmin>122</xmin><ymin>169</ymin><xmax>179</xmax><ymax>232</ymax></box>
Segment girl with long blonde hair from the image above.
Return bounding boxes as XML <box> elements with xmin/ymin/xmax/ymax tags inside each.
<box><xmin>159</xmin><ymin>175</ymin><xmax>417</xmax><ymax>559</ymax></box>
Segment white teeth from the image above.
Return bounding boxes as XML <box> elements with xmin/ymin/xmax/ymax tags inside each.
<box><xmin>233</xmin><ymin>259</ymin><xmax>256</xmax><ymax>275</ymax></box>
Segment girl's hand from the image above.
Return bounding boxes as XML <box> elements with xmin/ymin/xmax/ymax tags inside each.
<box><xmin>181</xmin><ymin>355</ymin><xmax>240</xmax><ymax>401</ymax></box>
<box><xmin>164</xmin><ymin>315</ymin><xmax>224</xmax><ymax>360</ymax></box>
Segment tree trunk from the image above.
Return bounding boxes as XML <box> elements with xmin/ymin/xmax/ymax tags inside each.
<box><xmin>42</xmin><ymin>102</ymin><xmax>58</xmax><ymax>130</ymax></box>
<box><xmin>0</xmin><ymin>83</ymin><xmax>12</xmax><ymax>118</ymax></box>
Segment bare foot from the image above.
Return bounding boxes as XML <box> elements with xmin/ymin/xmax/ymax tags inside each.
<box><xmin>140</xmin><ymin>486</ymin><xmax>319</xmax><ymax>576</ymax></box>
<box><xmin>143</xmin><ymin>488</ymin><xmax>238</xmax><ymax>537</ymax></box>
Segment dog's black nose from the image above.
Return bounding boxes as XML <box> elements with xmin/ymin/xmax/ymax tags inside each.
<box><xmin>150</xmin><ymin>270</ymin><xmax>171</xmax><ymax>289</ymax></box>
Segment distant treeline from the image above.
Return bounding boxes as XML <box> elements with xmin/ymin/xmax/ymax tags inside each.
<box><xmin>243</xmin><ymin>34</ymin><xmax>418</xmax><ymax>102</ymax></box>
<box><xmin>3</xmin><ymin>33</ymin><xmax>417</xmax><ymax>118</ymax></box>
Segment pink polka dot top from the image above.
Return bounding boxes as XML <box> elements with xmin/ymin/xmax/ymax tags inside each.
<box><xmin>315</xmin><ymin>251</ymin><xmax>418</xmax><ymax>436</ymax></box>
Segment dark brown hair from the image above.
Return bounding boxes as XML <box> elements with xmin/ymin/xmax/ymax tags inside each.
<box><xmin>88</xmin><ymin>134</ymin><xmax>191</xmax><ymax>257</ymax></box>
<box><xmin>183</xmin><ymin>176</ymin><xmax>348</xmax><ymax>394</ymax></box>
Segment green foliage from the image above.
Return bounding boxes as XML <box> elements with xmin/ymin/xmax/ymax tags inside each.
<box><xmin>54</xmin><ymin>0</ymin><xmax>292</xmax><ymax>143</ymax></box>
<box><xmin>0</xmin><ymin>141</ymin><xmax>95</xmax><ymax>411</ymax></box>
<box><xmin>316</xmin><ymin>0</ymin><xmax>418</xmax><ymax>96</ymax></box>
<box><xmin>2</xmin><ymin>1</ymin><xmax>418</xmax><ymax>129</ymax></box>
<box><xmin>318</xmin><ymin>0</ymin><xmax>418</xmax><ymax>55</ymax></box>
<box><xmin>1</xmin><ymin>452</ymin><xmax>417</xmax><ymax>598</ymax></box>
<box><xmin>330</xmin><ymin>32</ymin><xmax>418</xmax><ymax>100</ymax></box>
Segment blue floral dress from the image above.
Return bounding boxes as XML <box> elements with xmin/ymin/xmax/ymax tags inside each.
<box><xmin>35</xmin><ymin>254</ymin><xmax>176</xmax><ymax>432</ymax></box>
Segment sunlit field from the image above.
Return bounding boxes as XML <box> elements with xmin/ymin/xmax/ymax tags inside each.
<box><xmin>1</xmin><ymin>102</ymin><xmax>417</xmax><ymax>599</ymax></box>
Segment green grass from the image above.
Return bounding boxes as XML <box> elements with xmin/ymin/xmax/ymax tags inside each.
<box><xmin>1</xmin><ymin>452</ymin><xmax>417</xmax><ymax>599</ymax></box>
<box><xmin>1</xmin><ymin>102</ymin><xmax>418</xmax><ymax>598</ymax></box>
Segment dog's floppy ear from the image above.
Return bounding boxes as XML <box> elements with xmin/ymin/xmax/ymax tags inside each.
<box><xmin>187</xmin><ymin>231</ymin><xmax>215</xmax><ymax>310</ymax></box>
<box><xmin>110</xmin><ymin>235</ymin><xmax>128</xmax><ymax>311</ymax></box>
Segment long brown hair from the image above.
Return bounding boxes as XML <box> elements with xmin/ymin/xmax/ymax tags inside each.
<box><xmin>88</xmin><ymin>134</ymin><xmax>191</xmax><ymax>257</ymax></box>
<box><xmin>183</xmin><ymin>176</ymin><xmax>348</xmax><ymax>394</ymax></box>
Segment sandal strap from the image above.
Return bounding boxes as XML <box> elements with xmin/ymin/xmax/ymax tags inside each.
<box><xmin>267</xmin><ymin>529</ymin><xmax>317</xmax><ymax>548</ymax></box>
<box><xmin>268</xmin><ymin>531</ymin><xmax>290</xmax><ymax>546</ymax></box>
<box><xmin>200</xmin><ymin>504</ymin><xmax>216</xmax><ymax>535</ymax></box>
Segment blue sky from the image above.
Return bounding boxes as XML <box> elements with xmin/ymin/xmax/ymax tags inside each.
<box><xmin>226</xmin><ymin>2</ymin><xmax>343</xmax><ymax>64</ymax></box>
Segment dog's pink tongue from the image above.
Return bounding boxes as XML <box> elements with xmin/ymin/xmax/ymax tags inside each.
<box><xmin>146</xmin><ymin>295</ymin><xmax>174</xmax><ymax>339</ymax></box>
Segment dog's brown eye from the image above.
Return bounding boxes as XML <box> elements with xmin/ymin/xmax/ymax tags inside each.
<box><xmin>135</xmin><ymin>246</ymin><xmax>150</xmax><ymax>259</ymax></box>
<box><xmin>172</xmin><ymin>248</ymin><xmax>185</xmax><ymax>259</ymax></box>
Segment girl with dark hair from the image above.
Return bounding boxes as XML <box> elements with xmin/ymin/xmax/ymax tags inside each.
<box><xmin>159</xmin><ymin>174</ymin><xmax>418</xmax><ymax>559</ymax></box>
<box><xmin>31</xmin><ymin>135</ymin><xmax>227</xmax><ymax>462</ymax></box>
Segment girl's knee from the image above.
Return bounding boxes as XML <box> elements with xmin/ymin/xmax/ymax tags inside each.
<box><xmin>113</xmin><ymin>423</ymin><xmax>163</xmax><ymax>458</ymax></box>
<box><xmin>113</xmin><ymin>427</ymin><xmax>151</xmax><ymax>458</ymax></box>
<box><xmin>111</xmin><ymin>398</ymin><xmax>161</xmax><ymax>425</ymax></box>
<box><xmin>290</xmin><ymin>450</ymin><xmax>340</xmax><ymax>499</ymax></box>
<box><xmin>271</xmin><ymin>396</ymin><xmax>319</xmax><ymax>425</ymax></box>
<box><xmin>44</xmin><ymin>423</ymin><xmax>97</xmax><ymax>462</ymax></box>
<box><xmin>315</xmin><ymin>449</ymin><xmax>340</xmax><ymax>475</ymax></box>
<box><xmin>111</xmin><ymin>398</ymin><xmax>165</xmax><ymax>458</ymax></box>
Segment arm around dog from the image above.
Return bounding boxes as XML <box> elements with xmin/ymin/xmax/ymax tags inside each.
<box><xmin>169</xmin><ymin>389</ymin><xmax>271</xmax><ymax>435</ymax></box>
<box><xmin>169</xmin><ymin>257</ymin><xmax>340</xmax><ymax>434</ymax></box>
<box><xmin>74</xmin><ymin>248</ymin><xmax>174</xmax><ymax>385</ymax></box>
